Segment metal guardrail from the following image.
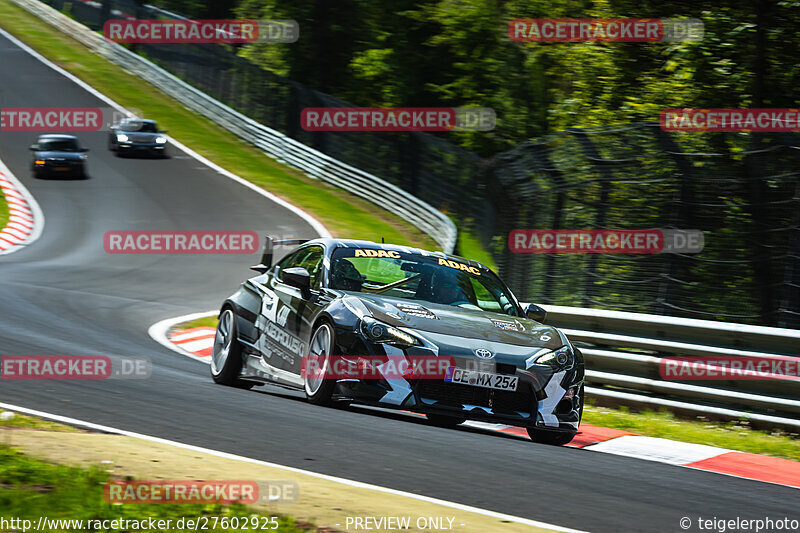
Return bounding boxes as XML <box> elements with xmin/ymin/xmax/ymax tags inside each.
<box><xmin>12</xmin><ymin>0</ymin><xmax>458</xmax><ymax>253</ymax></box>
<box><xmin>540</xmin><ymin>305</ymin><xmax>800</xmax><ymax>429</ymax></box>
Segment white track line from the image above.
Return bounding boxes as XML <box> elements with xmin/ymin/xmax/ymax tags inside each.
<box><xmin>0</xmin><ymin>401</ymin><xmax>584</xmax><ymax>533</ymax></box>
<box><xmin>0</xmin><ymin>26</ymin><xmax>331</xmax><ymax>241</ymax></box>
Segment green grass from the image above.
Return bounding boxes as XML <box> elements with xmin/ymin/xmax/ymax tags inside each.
<box><xmin>0</xmin><ymin>445</ymin><xmax>306</xmax><ymax>532</ymax></box>
<box><xmin>0</xmin><ymin>188</ymin><xmax>8</xmax><ymax>229</ymax></box>
<box><xmin>0</xmin><ymin>0</ymin><xmax>437</xmax><ymax>250</ymax></box>
<box><xmin>457</xmin><ymin>229</ymin><xmax>497</xmax><ymax>271</ymax></box>
<box><xmin>179</xmin><ymin>315</ymin><xmax>219</xmax><ymax>330</ymax></box>
<box><xmin>0</xmin><ymin>411</ymin><xmax>78</xmax><ymax>432</ymax></box>
<box><xmin>583</xmin><ymin>404</ymin><xmax>800</xmax><ymax>462</ymax></box>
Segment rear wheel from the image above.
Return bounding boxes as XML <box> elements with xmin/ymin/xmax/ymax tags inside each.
<box><xmin>425</xmin><ymin>413</ymin><xmax>466</xmax><ymax>428</ymax></box>
<box><xmin>210</xmin><ymin>308</ymin><xmax>253</xmax><ymax>389</ymax></box>
<box><xmin>304</xmin><ymin>321</ymin><xmax>337</xmax><ymax>406</ymax></box>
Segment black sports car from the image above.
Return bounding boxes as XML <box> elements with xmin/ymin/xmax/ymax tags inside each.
<box><xmin>108</xmin><ymin>118</ymin><xmax>168</xmax><ymax>157</ymax></box>
<box><xmin>29</xmin><ymin>134</ymin><xmax>89</xmax><ymax>178</ymax></box>
<box><xmin>211</xmin><ymin>237</ymin><xmax>584</xmax><ymax>445</ymax></box>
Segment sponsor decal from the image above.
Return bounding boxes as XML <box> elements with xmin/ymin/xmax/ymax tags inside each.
<box><xmin>509</xmin><ymin>18</ymin><xmax>703</xmax><ymax>43</ymax></box>
<box><xmin>395</xmin><ymin>303</ymin><xmax>438</xmax><ymax>319</ymax></box>
<box><xmin>661</xmin><ymin>108</ymin><xmax>800</xmax><ymax>132</ymax></box>
<box><xmin>509</xmin><ymin>229</ymin><xmax>704</xmax><ymax>253</ymax></box>
<box><xmin>300</xmin><ymin>107</ymin><xmax>495</xmax><ymax>132</ymax></box>
<box><xmin>103</xmin><ymin>480</ymin><xmax>298</xmax><ymax>504</ymax></box>
<box><xmin>259</xmin><ymin>321</ymin><xmax>305</xmax><ymax>365</ymax></box>
<box><xmin>353</xmin><ymin>249</ymin><xmax>401</xmax><ymax>258</ymax></box>
<box><xmin>660</xmin><ymin>356</ymin><xmax>800</xmax><ymax>381</ymax></box>
<box><xmin>491</xmin><ymin>319</ymin><xmax>524</xmax><ymax>332</ymax></box>
<box><xmin>0</xmin><ymin>355</ymin><xmax>151</xmax><ymax>379</ymax></box>
<box><xmin>103</xmin><ymin>19</ymin><xmax>298</xmax><ymax>44</ymax></box>
<box><xmin>437</xmin><ymin>258</ymin><xmax>481</xmax><ymax>275</ymax></box>
<box><xmin>104</xmin><ymin>231</ymin><xmax>259</xmax><ymax>254</ymax></box>
<box><xmin>276</xmin><ymin>305</ymin><xmax>290</xmax><ymax>327</ymax></box>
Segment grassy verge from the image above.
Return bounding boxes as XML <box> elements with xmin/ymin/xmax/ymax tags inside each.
<box><xmin>0</xmin><ymin>188</ymin><xmax>8</xmax><ymax>229</ymax></box>
<box><xmin>178</xmin><ymin>315</ymin><xmax>219</xmax><ymax>330</ymax></box>
<box><xmin>0</xmin><ymin>411</ymin><xmax>78</xmax><ymax>432</ymax></box>
<box><xmin>0</xmin><ymin>0</ymin><xmax>436</xmax><ymax>250</ymax></box>
<box><xmin>583</xmin><ymin>404</ymin><xmax>800</xmax><ymax>462</ymax></box>
<box><xmin>0</xmin><ymin>445</ymin><xmax>305</xmax><ymax>532</ymax></box>
<box><xmin>457</xmin><ymin>229</ymin><xmax>497</xmax><ymax>270</ymax></box>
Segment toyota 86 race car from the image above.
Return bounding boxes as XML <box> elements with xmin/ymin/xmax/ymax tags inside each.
<box><xmin>211</xmin><ymin>237</ymin><xmax>585</xmax><ymax>445</ymax></box>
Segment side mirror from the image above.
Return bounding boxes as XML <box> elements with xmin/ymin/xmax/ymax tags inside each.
<box><xmin>159</xmin><ymin>129</ymin><xmax>168</xmax><ymax>133</ymax></box>
<box><xmin>282</xmin><ymin>267</ymin><xmax>311</xmax><ymax>298</ymax></box>
<box><xmin>29</xmin><ymin>145</ymin><xmax>38</xmax><ymax>151</ymax></box>
<box><xmin>524</xmin><ymin>303</ymin><xmax>547</xmax><ymax>323</ymax></box>
<box><xmin>80</xmin><ymin>147</ymin><xmax>89</xmax><ymax>152</ymax></box>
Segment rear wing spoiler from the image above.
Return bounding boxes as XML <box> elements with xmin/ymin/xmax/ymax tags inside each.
<box><xmin>250</xmin><ymin>236</ymin><xmax>311</xmax><ymax>273</ymax></box>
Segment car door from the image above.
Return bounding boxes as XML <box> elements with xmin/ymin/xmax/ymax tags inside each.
<box><xmin>264</xmin><ymin>245</ymin><xmax>326</xmax><ymax>375</ymax></box>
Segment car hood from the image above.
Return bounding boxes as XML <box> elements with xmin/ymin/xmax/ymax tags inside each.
<box><xmin>344</xmin><ymin>294</ymin><xmax>564</xmax><ymax>350</ymax></box>
<box><xmin>35</xmin><ymin>151</ymin><xmax>84</xmax><ymax>160</ymax></box>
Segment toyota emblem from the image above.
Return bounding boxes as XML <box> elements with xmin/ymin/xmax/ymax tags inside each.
<box><xmin>475</xmin><ymin>348</ymin><xmax>494</xmax><ymax>359</ymax></box>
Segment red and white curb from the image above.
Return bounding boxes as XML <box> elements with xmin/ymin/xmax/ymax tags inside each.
<box><xmin>155</xmin><ymin>320</ymin><xmax>800</xmax><ymax>491</ymax></box>
<box><xmin>0</xmin><ymin>158</ymin><xmax>43</xmax><ymax>255</ymax></box>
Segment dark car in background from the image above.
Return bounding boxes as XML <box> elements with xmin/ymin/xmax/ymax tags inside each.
<box><xmin>108</xmin><ymin>118</ymin><xmax>168</xmax><ymax>157</ymax></box>
<box><xmin>211</xmin><ymin>237</ymin><xmax>585</xmax><ymax>445</ymax></box>
<box><xmin>29</xmin><ymin>134</ymin><xmax>89</xmax><ymax>179</ymax></box>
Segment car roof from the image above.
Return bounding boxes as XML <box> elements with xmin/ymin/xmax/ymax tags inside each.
<box><xmin>120</xmin><ymin>118</ymin><xmax>156</xmax><ymax>124</ymax></box>
<box><xmin>304</xmin><ymin>238</ymin><xmax>491</xmax><ymax>272</ymax></box>
<box><xmin>37</xmin><ymin>134</ymin><xmax>78</xmax><ymax>140</ymax></box>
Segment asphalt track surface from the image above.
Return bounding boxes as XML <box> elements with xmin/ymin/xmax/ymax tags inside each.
<box><xmin>0</xmin><ymin>31</ymin><xmax>796</xmax><ymax>533</ymax></box>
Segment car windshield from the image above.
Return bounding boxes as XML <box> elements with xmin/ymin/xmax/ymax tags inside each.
<box><xmin>119</xmin><ymin>121</ymin><xmax>158</xmax><ymax>133</ymax></box>
<box><xmin>329</xmin><ymin>247</ymin><xmax>520</xmax><ymax>316</ymax></box>
<box><xmin>38</xmin><ymin>139</ymin><xmax>79</xmax><ymax>151</ymax></box>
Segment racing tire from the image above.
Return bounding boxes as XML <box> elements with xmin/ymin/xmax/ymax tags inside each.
<box><xmin>526</xmin><ymin>428</ymin><xmax>576</xmax><ymax>446</ymax></box>
<box><xmin>210</xmin><ymin>307</ymin><xmax>254</xmax><ymax>390</ymax></box>
<box><xmin>304</xmin><ymin>320</ymin><xmax>337</xmax><ymax>406</ymax></box>
<box><xmin>425</xmin><ymin>413</ymin><xmax>466</xmax><ymax>428</ymax></box>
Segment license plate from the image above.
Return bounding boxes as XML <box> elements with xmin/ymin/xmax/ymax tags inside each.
<box><xmin>445</xmin><ymin>367</ymin><xmax>518</xmax><ymax>391</ymax></box>
<box><xmin>54</xmin><ymin>167</ymin><xmax>70</xmax><ymax>171</ymax></box>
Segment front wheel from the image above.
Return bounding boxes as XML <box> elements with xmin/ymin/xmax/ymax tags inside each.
<box><xmin>304</xmin><ymin>321</ymin><xmax>337</xmax><ymax>406</ymax></box>
<box><xmin>210</xmin><ymin>308</ymin><xmax>253</xmax><ymax>389</ymax></box>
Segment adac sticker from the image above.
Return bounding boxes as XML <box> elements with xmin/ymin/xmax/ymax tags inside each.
<box><xmin>354</xmin><ymin>249</ymin><xmax>401</xmax><ymax>258</ymax></box>
<box><xmin>437</xmin><ymin>258</ymin><xmax>481</xmax><ymax>275</ymax></box>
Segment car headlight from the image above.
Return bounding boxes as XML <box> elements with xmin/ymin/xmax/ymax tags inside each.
<box><xmin>534</xmin><ymin>345</ymin><xmax>574</xmax><ymax>369</ymax></box>
<box><xmin>360</xmin><ymin>317</ymin><xmax>420</xmax><ymax>346</ymax></box>
<box><xmin>155</xmin><ymin>136</ymin><xmax>167</xmax><ymax>144</ymax></box>
<box><xmin>116</xmin><ymin>134</ymin><xmax>129</xmax><ymax>142</ymax></box>
<box><xmin>80</xmin><ymin>154</ymin><xmax>88</xmax><ymax>160</ymax></box>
